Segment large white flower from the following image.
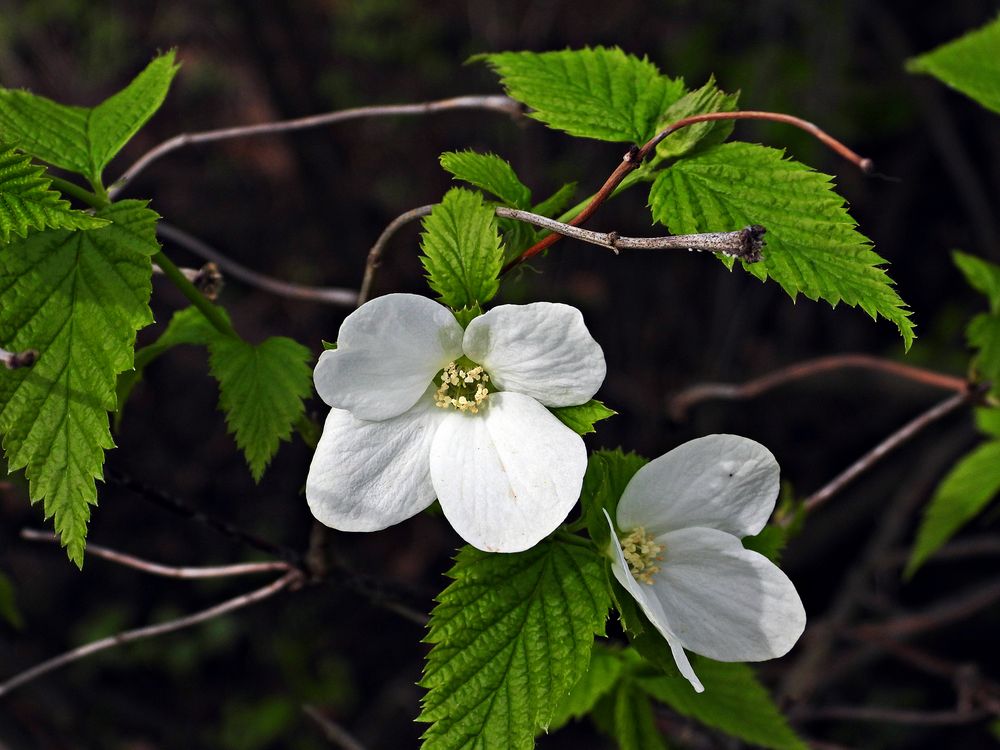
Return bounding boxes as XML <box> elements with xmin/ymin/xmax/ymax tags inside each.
<box><xmin>606</xmin><ymin>434</ymin><xmax>806</xmax><ymax>693</ymax></box>
<box><xmin>307</xmin><ymin>293</ymin><xmax>606</xmax><ymax>553</ymax></box>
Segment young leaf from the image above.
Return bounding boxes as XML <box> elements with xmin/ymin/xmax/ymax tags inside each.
<box><xmin>742</xmin><ymin>524</ymin><xmax>789</xmax><ymax>564</ymax></box>
<box><xmin>953</xmin><ymin>250</ymin><xmax>1000</xmax><ymax>312</ymax></box>
<box><xmin>419</xmin><ymin>187</ymin><xmax>504</xmax><ymax>309</ymax></box>
<box><xmin>479</xmin><ymin>47</ymin><xmax>685</xmax><ymax>143</ymax></box>
<box><xmin>906</xmin><ymin>440</ymin><xmax>1000</xmax><ymax>577</ymax></box>
<box><xmin>0</xmin><ymin>52</ymin><xmax>178</xmax><ymax>184</ymax></box>
<box><xmin>636</xmin><ymin>656</ymin><xmax>807</xmax><ymax>750</ymax></box>
<box><xmin>550</xmin><ymin>399</ymin><xmax>616</xmax><ymax>435</ymax></box>
<box><xmin>0</xmin><ymin>201</ymin><xmax>159</xmax><ymax>566</ymax></box>
<box><xmin>975</xmin><ymin>407</ymin><xmax>1000</xmax><ymax>438</ymax></box>
<box><xmin>419</xmin><ymin>539</ymin><xmax>611</xmax><ymax>749</ymax></box>
<box><xmin>440</xmin><ymin>151</ymin><xmax>531</xmax><ymax>208</ymax></box>
<box><xmin>0</xmin><ymin>145</ymin><xmax>108</xmax><ymax>241</ymax></box>
<box><xmin>654</xmin><ymin>76</ymin><xmax>740</xmax><ymax>160</ymax></box>
<box><xmin>907</xmin><ymin>15</ymin><xmax>1000</xmax><ymax>115</ymax></box>
<box><xmin>650</xmin><ymin>142</ymin><xmax>915</xmax><ymax>348</ymax></box>
<box><xmin>581</xmin><ymin>449</ymin><xmax>648</xmax><ymax>551</ymax></box>
<box><xmin>967</xmin><ymin>313</ymin><xmax>1000</xmax><ymax>392</ymax></box>
<box><xmin>549</xmin><ymin>645</ymin><xmax>624</xmax><ymax>731</ymax></box>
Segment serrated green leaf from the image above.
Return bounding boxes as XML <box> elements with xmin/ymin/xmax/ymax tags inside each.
<box><xmin>0</xmin><ymin>52</ymin><xmax>178</xmax><ymax>184</ymax></box>
<box><xmin>636</xmin><ymin>656</ymin><xmax>807</xmax><ymax>750</ymax></box>
<box><xmin>0</xmin><ymin>571</ymin><xmax>24</xmax><ymax>629</ymax></box>
<box><xmin>967</xmin><ymin>313</ymin><xmax>1000</xmax><ymax>393</ymax></box>
<box><xmin>208</xmin><ymin>335</ymin><xmax>313</xmax><ymax>482</ymax></box>
<box><xmin>479</xmin><ymin>47</ymin><xmax>685</xmax><ymax>143</ymax></box>
<box><xmin>532</xmin><ymin>182</ymin><xmax>577</xmax><ymax>219</ymax></box>
<box><xmin>907</xmin><ymin>440</ymin><xmax>1000</xmax><ymax>577</ymax></box>
<box><xmin>550</xmin><ymin>399</ymin><xmax>616</xmax><ymax>435</ymax></box>
<box><xmin>953</xmin><ymin>251</ymin><xmax>1000</xmax><ymax>312</ymax></box>
<box><xmin>611</xmin><ymin>679</ymin><xmax>668</xmax><ymax>750</ymax></box>
<box><xmin>549</xmin><ymin>645</ymin><xmax>624</xmax><ymax>732</ymax></box>
<box><xmin>0</xmin><ymin>145</ymin><xmax>108</xmax><ymax>242</ymax></box>
<box><xmin>419</xmin><ymin>539</ymin><xmax>611</xmax><ymax>749</ymax></box>
<box><xmin>0</xmin><ymin>201</ymin><xmax>158</xmax><ymax>566</ymax></box>
<box><xmin>581</xmin><ymin>449</ymin><xmax>648</xmax><ymax>552</ymax></box>
<box><xmin>654</xmin><ymin>76</ymin><xmax>740</xmax><ymax>160</ymax></box>
<box><xmin>420</xmin><ymin>188</ymin><xmax>504</xmax><ymax>310</ymax></box>
<box><xmin>907</xmin><ymin>15</ymin><xmax>1000</xmax><ymax>115</ymax></box>
<box><xmin>975</xmin><ymin>408</ymin><xmax>1000</xmax><ymax>438</ymax></box>
<box><xmin>650</xmin><ymin>142</ymin><xmax>915</xmax><ymax>348</ymax></box>
<box><xmin>440</xmin><ymin>151</ymin><xmax>531</xmax><ymax>208</ymax></box>
<box><xmin>742</xmin><ymin>524</ymin><xmax>788</xmax><ymax>564</ymax></box>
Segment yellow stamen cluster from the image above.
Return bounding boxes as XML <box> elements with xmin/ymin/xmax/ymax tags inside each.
<box><xmin>620</xmin><ymin>527</ymin><xmax>664</xmax><ymax>585</ymax></box>
<box><xmin>434</xmin><ymin>361</ymin><xmax>491</xmax><ymax>413</ymax></box>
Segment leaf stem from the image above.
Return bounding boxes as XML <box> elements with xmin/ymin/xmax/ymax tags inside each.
<box><xmin>152</xmin><ymin>249</ymin><xmax>238</xmax><ymax>339</ymax></box>
<box><xmin>48</xmin><ymin>176</ymin><xmax>104</xmax><ymax>209</ymax></box>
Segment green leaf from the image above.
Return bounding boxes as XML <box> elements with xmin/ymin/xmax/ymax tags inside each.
<box><xmin>0</xmin><ymin>52</ymin><xmax>178</xmax><ymax>184</ymax></box>
<box><xmin>550</xmin><ymin>399</ymin><xmax>616</xmax><ymax>435</ymax></box>
<box><xmin>532</xmin><ymin>182</ymin><xmax>577</xmax><ymax>219</ymax></box>
<box><xmin>636</xmin><ymin>656</ymin><xmax>807</xmax><ymax>750</ymax></box>
<box><xmin>742</xmin><ymin>524</ymin><xmax>789</xmax><ymax>564</ymax></box>
<box><xmin>611</xmin><ymin>679</ymin><xmax>668</xmax><ymax>750</ymax></box>
<box><xmin>975</xmin><ymin>407</ymin><xmax>1000</xmax><ymax>438</ymax></box>
<box><xmin>549</xmin><ymin>644</ymin><xmax>624</xmax><ymax>731</ymax></box>
<box><xmin>906</xmin><ymin>439</ymin><xmax>1000</xmax><ymax>577</ymax></box>
<box><xmin>650</xmin><ymin>142</ymin><xmax>915</xmax><ymax>348</ymax></box>
<box><xmin>0</xmin><ymin>201</ymin><xmax>158</xmax><ymax>566</ymax></box>
<box><xmin>907</xmin><ymin>15</ymin><xmax>1000</xmax><ymax>115</ymax></box>
<box><xmin>0</xmin><ymin>571</ymin><xmax>24</xmax><ymax>629</ymax></box>
<box><xmin>419</xmin><ymin>188</ymin><xmax>504</xmax><ymax>310</ymax></box>
<box><xmin>0</xmin><ymin>145</ymin><xmax>108</xmax><ymax>242</ymax></box>
<box><xmin>654</xmin><ymin>76</ymin><xmax>740</xmax><ymax>160</ymax></box>
<box><xmin>479</xmin><ymin>47</ymin><xmax>685</xmax><ymax>143</ymax></box>
<box><xmin>208</xmin><ymin>335</ymin><xmax>313</xmax><ymax>482</ymax></box>
<box><xmin>580</xmin><ymin>449</ymin><xmax>648</xmax><ymax>552</ymax></box>
<box><xmin>967</xmin><ymin>313</ymin><xmax>1000</xmax><ymax>393</ymax></box>
<box><xmin>440</xmin><ymin>151</ymin><xmax>531</xmax><ymax>208</ymax></box>
<box><xmin>953</xmin><ymin>251</ymin><xmax>1000</xmax><ymax>312</ymax></box>
<box><xmin>419</xmin><ymin>539</ymin><xmax>611</xmax><ymax>749</ymax></box>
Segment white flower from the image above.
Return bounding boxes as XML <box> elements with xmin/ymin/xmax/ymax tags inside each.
<box><xmin>606</xmin><ymin>434</ymin><xmax>806</xmax><ymax>693</ymax></box>
<box><xmin>307</xmin><ymin>293</ymin><xmax>606</xmax><ymax>553</ymax></box>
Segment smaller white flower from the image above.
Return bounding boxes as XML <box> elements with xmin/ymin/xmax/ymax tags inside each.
<box><xmin>606</xmin><ymin>434</ymin><xmax>806</xmax><ymax>693</ymax></box>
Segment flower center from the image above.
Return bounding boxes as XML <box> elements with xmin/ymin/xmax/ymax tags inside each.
<box><xmin>620</xmin><ymin>527</ymin><xmax>664</xmax><ymax>585</ymax></box>
<box><xmin>434</xmin><ymin>359</ymin><xmax>492</xmax><ymax>414</ymax></box>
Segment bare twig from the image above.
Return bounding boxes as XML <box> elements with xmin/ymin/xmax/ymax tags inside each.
<box><xmin>798</xmin><ymin>705</ymin><xmax>992</xmax><ymax>726</ymax></box>
<box><xmin>157</xmin><ymin>222</ymin><xmax>358</xmax><ymax>307</ymax></box>
<box><xmin>358</xmin><ymin>205</ymin><xmax>434</xmax><ymax>306</ymax></box>
<box><xmin>20</xmin><ymin>529</ymin><xmax>292</xmax><ymax>579</ymax></box>
<box><xmin>795</xmin><ymin>389</ymin><xmax>976</xmax><ymax>520</ymax></box>
<box><xmin>669</xmin><ymin>354</ymin><xmax>969</xmax><ymax>420</ymax></box>
<box><xmin>879</xmin><ymin>535</ymin><xmax>1000</xmax><ymax>569</ymax></box>
<box><xmin>0</xmin><ymin>347</ymin><xmax>38</xmax><ymax>369</ymax></box>
<box><xmin>0</xmin><ymin>570</ymin><xmax>301</xmax><ymax>698</ymax></box>
<box><xmin>303</xmin><ymin>705</ymin><xmax>368</xmax><ymax>750</ymax></box>
<box><xmin>504</xmin><ymin>110</ymin><xmax>872</xmax><ymax>272</ymax></box>
<box><xmin>152</xmin><ymin>260</ymin><xmax>224</xmax><ymax>300</ymax></box>
<box><xmin>109</xmin><ymin>95</ymin><xmax>522</xmax><ymax>198</ymax></box>
<box><xmin>852</xmin><ymin>578</ymin><xmax>1000</xmax><ymax>639</ymax></box>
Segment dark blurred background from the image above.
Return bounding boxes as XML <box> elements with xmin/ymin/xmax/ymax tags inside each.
<box><xmin>1</xmin><ymin>1</ymin><xmax>998</xmax><ymax>748</ymax></box>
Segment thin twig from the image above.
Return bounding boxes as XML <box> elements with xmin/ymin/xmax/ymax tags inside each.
<box><xmin>851</xmin><ymin>578</ymin><xmax>1000</xmax><ymax>639</ymax></box>
<box><xmin>798</xmin><ymin>705</ymin><xmax>992</xmax><ymax>726</ymax></box>
<box><xmin>157</xmin><ymin>222</ymin><xmax>358</xmax><ymax>307</ymax></box>
<box><xmin>20</xmin><ymin>529</ymin><xmax>292</xmax><ymax>579</ymax></box>
<box><xmin>358</xmin><ymin>205</ymin><xmax>434</xmax><ymax>306</ymax></box>
<box><xmin>303</xmin><ymin>705</ymin><xmax>368</xmax><ymax>750</ymax></box>
<box><xmin>0</xmin><ymin>347</ymin><xmax>38</xmax><ymax>369</ymax></box>
<box><xmin>109</xmin><ymin>95</ymin><xmax>522</xmax><ymax>198</ymax></box>
<box><xmin>504</xmin><ymin>110</ymin><xmax>872</xmax><ymax>272</ymax></box>
<box><xmin>795</xmin><ymin>389</ymin><xmax>976</xmax><ymax>520</ymax></box>
<box><xmin>670</xmin><ymin>354</ymin><xmax>969</xmax><ymax>420</ymax></box>
<box><xmin>878</xmin><ymin>535</ymin><xmax>1000</xmax><ymax>569</ymax></box>
<box><xmin>0</xmin><ymin>570</ymin><xmax>301</xmax><ymax>698</ymax></box>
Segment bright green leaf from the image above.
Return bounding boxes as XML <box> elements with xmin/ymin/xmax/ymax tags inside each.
<box><xmin>742</xmin><ymin>524</ymin><xmax>789</xmax><ymax>564</ymax></box>
<box><xmin>549</xmin><ymin>645</ymin><xmax>624</xmax><ymax>732</ymax></box>
<box><xmin>907</xmin><ymin>15</ymin><xmax>1000</xmax><ymax>115</ymax></box>
<box><xmin>0</xmin><ymin>52</ymin><xmax>178</xmax><ymax>184</ymax></box>
<box><xmin>975</xmin><ymin>407</ymin><xmax>1000</xmax><ymax>438</ymax></box>
<box><xmin>419</xmin><ymin>187</ymin><xmax>504</xmax><ymax>309</ymax></box>
<box><xmin>0</xmin><ymin>145</ymin><xmax>108</xmax><ymax>242</ymax></box>
<box><xmin>440</xmin><ymin>151</ymin><xmax>531</xmax><ymax>208</ymax></box>
<box><xmin>550</xmin><ymin>399</ymin><xmax>616</xmax><ymax>435</ymax></box>
<box><xmin>654</xmin><ymin>76</ymin><xmax>740</xmax><ymax>160</ymax></box>
<box><xmin>650</xmin><ymin>142</ymin><xmax>915</xmax><ymax>348</ymax></box>
<box><xmin>419</xmin><ymin>539</ymin><xmax>611</xmax><ymax>749</ymax></box>
<box><xmin>907</xmin><ymin>440</ymin><xmax>1000</xmax><ymax>577</ymax></box>
<box><xmin>0</xmin><ymin>201</ymin><xmax>158</xmax><ymax>566</ymax></box>
<box><xmin>636</xmin><ymin>656</ymin><xmax>807</xmax><ymax>750</ymax></box>
<box><xmin>479</xmin><ymin>47</ymin><xmax>685</xmax><ymax>143</ymax></box>
<box><xmin>953</xmin><ymin>251</ymin><xmax>1000</xmax><ymax>312</ymax></box>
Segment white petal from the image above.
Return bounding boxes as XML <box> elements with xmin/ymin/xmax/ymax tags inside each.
<box><xmin>315</xmin><ymin>293</ymin><xmax>464</xmax><ymax>421</ymax></box>
<box><xmin>617</xmin><ymin>434</ymin><xmax>779</xmax><ymax>538</ymax></box>
<box><xmin>306</xmin><ymin>388</ymin><xmax>444</xmax><ymax>531</ymax></box>
<box><xmin>604</xmin><ymin>510</ymin><xmax>704</xmax><ymax>693</ymax></box>
<box><xmin>648</xmin><ymin>526</ymin><xmax>806</xmax><ymax>662</ymax></box>
<box><xmin>463</xmin><ymin>302</ymin><xmax>606</xmax><ymax>407</ymax></box>
<box><xmin>429</xmin><ymin>391</ymin><xmax>586</xmax><ymax>552</ymax></box>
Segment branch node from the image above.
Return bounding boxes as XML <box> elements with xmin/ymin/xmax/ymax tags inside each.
<box><xmin>738</xmin><ymin>224</ymin><xmax>767</xmax><ymax>263</ymax></box>
<box><xmin>1</xmin><ymin>347</ymin><xmax>39</xmax><ymax>369</ymax></box>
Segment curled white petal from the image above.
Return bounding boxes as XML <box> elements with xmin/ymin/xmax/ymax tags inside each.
<box><xmin>306</xmin><ymin>389</ymin><xmax>444</xmax><ymax>531</ymax></box>
<box><xmin>463</xmin><ymin>302</ymin><xmax>606</xmax><ymax>407</ymax></box>
<box><xmin>604</xmin><ymin>510</ymin><xmax>704</xmax><ymax>693</ymax></box>
<box><xmin>430</xmin><ymin>392</ymin><xmax>586</xmax><ymax>552</ymax></box>
<box><xmin>648</xmin><ymin>526</ymin><xmax>806</xmax><ymax>662</ymax></box>
<box><xmin>617</xmin><ymin>434</ymin><xmax>779</xmax><ymax>539</ymax></box>
<box><xmin>314</xmin><ymin>293</ymin><xmax>464</xmax><ymax>421</ymax></box>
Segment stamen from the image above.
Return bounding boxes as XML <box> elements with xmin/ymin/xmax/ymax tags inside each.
<box><xmin>620</xmin><ymin>527</ymin><xmax>664</xmax><ymax>585</ymax></box>
<box><xmin>434</xmin><ymin>361</ymin><xmax>493</xmax><ymax>413</ymax></box>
